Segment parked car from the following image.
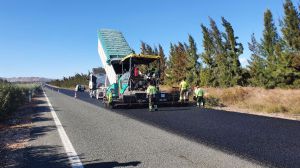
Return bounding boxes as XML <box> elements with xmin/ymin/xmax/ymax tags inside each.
<box><xmin>75</xmin><ymin>84</ymin><xmax>85</xmax><ymax>92</ymax></box>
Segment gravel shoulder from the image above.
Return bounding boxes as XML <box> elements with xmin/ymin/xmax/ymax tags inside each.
<box><xmin>22</xmin><ymin>93</ymin><xmax>69</xmax><ymax>168</ymax></box>
<box><xmin>0</xmin><ymin>100</ymin><xmax>33</xmax><ymax>167</ymax></box>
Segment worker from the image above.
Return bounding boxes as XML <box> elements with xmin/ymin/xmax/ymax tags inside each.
<box><xmin>194</xmin><ymin>85</ymin><xmax>205</xmax><ymax>108</ymax></box>
<box><xmin>74</xmin><ymin>84</ymin><xmax>79</xmax><ymax>98</ymax></box>
<box><xmin>134</xmin><ymin>66</ymin><xmax>139</xmax><ymax>77</ymax></box>
<box><xmin>179</xmin><ymin>78</ymin><xmax>189</xmax><ymax>102</ymax></box>
<box><xmin>107</xmin><ymin>89</ymin><xmax>113</xmax><ymax>108</ymax></box>
<box><xmin>146</xmin><ymin>80</ymin><xmax>158</xmax><ymax>112</ymax></box>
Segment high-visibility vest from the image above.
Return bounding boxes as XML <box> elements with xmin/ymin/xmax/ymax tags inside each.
<box><xmin>180</xmin><ymin>80</ymin><xmax>188</xmax><ymax>90</ymax></box>
<box><xmin>108</xmin><ymin>92</ymin><xmax>113</xmax><ymax>103</ymax></box>
<box><xmin>194</xmin><ymin>88</ymin><xmax>204</xmax><ymax>97</ymax></box>
<box><xmin>147</xmin><ymin>85</ymin><xmax>157</xmax><ymax>95</ymax></box>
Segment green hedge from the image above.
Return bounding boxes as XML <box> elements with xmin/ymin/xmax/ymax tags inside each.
<box><xmin>0</xmin><ymin>83</ymin><xmax>40</xmax><ymax>119</ymax></box>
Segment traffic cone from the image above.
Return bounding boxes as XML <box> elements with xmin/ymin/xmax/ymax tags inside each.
<box><xmin>74</xmin><ymin>91</ymin><xmax>77</xmax><ymax>98</ymax></box>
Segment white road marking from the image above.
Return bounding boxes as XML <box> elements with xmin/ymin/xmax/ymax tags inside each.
<box><xmin>43</xmin><ymin>88</ymin><xmax>84</xmax><ymax>168</ymax></box>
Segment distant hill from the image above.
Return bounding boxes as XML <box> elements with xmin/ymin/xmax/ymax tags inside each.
<box><xmin>0</xmin><ymin>77</ymin><xmax>53</xmax><ymax>83</ymax></box>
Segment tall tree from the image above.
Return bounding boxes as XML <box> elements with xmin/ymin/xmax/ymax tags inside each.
<box><xmin>262</xmin><ymin>9</ymin><xmax>280</xmax><ymax>87</ymax></box>
<box><xmin>248</xmin><ymin>7</ymin><xmax>299</xmax><ymax>88</ymax></box>
<box><xmin>140</xmin><ymin>41</ymin><xmax>155</xmax><ymax>55</ymax></box>
<box><xmin>209</xmin><ymin>18</ymin><xmax>228</xmax><ymax>87</ymax></box>
<box><xmin>248</xmin><ymin>34</ymin><xmax>267</xmax><ymax>86</ymax></box>
<box><xmin>166</xmin><ymin>43</ymin><xmax>189</xmax><ymax>85</ymax></box>
<box><xmin>139</xmin><ymin>41</ymin><xmax>149</xmax><ymax>73</ymax></box>
<box><xmin>282</xmin><ymin>0</ymin><xmax>300</xmax><ymax>51</ymax></box>
<box><xmin>140</xmin><ymin>41</ymin><xmax>147</xmax><ymax>55</ymax></box>
<box><xmin>222</xmin><ymin>17</ymin><xmax>244</xmax><ymax>86</ymax></box>
<box><xmin>282</xmin><ymin>0</ymin><xmax>300</xmax><ymax>73</ymax></box>
<box><xmin>146</xmin><ymin>44</ymin><xmax>154</xmax><ymax>55</ymax></box>
<box><xmin>150</xmin><ymin>46</ymin><xmax>159</xmax><ymax>70</ymax></box>
<box><xmin>165</xmin><ymin>43</ymin><xmax>175</xmax><ymax>84</ymax></box>
<box><xmin>186</xmin><ymin>35</ymin><xmax>200</xmax><ymax>85</ymax></box>
<box><xmin>139</xmin><ymin>41</ymin><xmax>157</xmax><ymax>73</ymax></box>
<box><xmin>262</xmin><ymin>10</ymin><xmax>279</xmax><ymax>57</ymax></box>
<box><xmin>209</xmin><ymin>18</ymin><xmax>224</xmax><ymax>55</ymax></box>
<box><xmin>200</xmin><ymin>24</ymin><xmax>216</xmax><ymax>86</ymax></box>
<box><xmin>200</xmin><ymin>24</ymin><xmax>215</xmax><ymax>67</ymax></box>
<box><xmin>158</xmin><ymin>44</ymin><xmax>167</xmax><ymax>84</ymax></box>
<box><xmin>210</xmin><ymin>17</ymin><xmax>234</xmax><ymax>87</ymax></box>
<box><xmin>175</xmin><ymin>43</ymin><xmax>189</xmax><ymax>82</ymax></box>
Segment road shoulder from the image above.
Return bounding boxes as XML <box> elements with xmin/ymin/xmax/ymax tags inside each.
<box><xmin>22</xmin><ymin>93</ymin><xmax>70</xmax><ymax>168</ymax></box>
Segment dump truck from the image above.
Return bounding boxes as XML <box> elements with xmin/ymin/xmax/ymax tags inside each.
<box><xmin>97</xmin><ymin>29</ymin><xmax>180</xmax><ymax>108</ymax></box>
<box><xmin>88</xmin><ymin>73</ymin><xmax>108</xmax><ymax>99</ymax></box>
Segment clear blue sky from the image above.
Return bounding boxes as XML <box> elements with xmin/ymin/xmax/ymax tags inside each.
<box><xmin>0</xmin><ymin>0</ymin><xmax>297</xmax><ymax>79</ymax></box>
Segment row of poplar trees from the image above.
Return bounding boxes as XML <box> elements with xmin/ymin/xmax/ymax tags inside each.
<box><xmin>141</xmin><ymin>0</ymin><xmax>300</xmax><ymax>88</ymax></box>
<box><xmin>49</xmin><ymin>73</ymin><xmax>89</xmax><ymax>88</ymax></box>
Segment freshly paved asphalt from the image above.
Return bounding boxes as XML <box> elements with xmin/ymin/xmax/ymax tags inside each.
<box><xmin>36</xmin><ymin>85</ymin><xmax>300</xmax><ymax>167</ymax></box>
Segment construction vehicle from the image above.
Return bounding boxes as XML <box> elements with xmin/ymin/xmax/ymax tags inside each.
<box><xmin>88</xmin><ymin>73</ymin><xmax>108</xmax><ymax>99</ymax></box>
<box><xmin>97</xmin><ymin>29</ymin><xmax>180</xmax><ymax>108</ymax></box>
<box><xmin>75</xmin><ymin>84</ymin><xmax>85</xmax><ymax>92</ymax></box>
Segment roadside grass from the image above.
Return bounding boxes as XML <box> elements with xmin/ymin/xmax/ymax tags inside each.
<box><xmin>160</xmin><ymin>85</ymin><xmax>300</xmax><ymax>114</ymax></box>
<box><xmin>205</xmin><ymin>87</ymin><xmax>300</xmax><ymax>114</ymax></box>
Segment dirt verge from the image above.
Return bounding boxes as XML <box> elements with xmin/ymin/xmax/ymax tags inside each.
<box><xmin>0</xmin><ymin>103</ymin><xmax>34</xmax><ymax>168</ymax></box>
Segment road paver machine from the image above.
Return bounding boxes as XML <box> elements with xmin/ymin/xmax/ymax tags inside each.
<box><xmin>97</xmin><ymin>29</ymin><xmax>180</xmax><ymax>108</ymax></box>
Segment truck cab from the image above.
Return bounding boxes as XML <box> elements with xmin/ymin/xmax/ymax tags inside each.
<box><xmin>89</xmin><ymin>73</ymin><xmax>107</xmax><ymax>99</ymax></box>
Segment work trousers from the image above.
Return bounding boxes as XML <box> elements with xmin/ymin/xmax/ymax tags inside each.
<box><xmin>148</xmin><ymin>94</ymin><xmax>157</xmax><ymax>111</ymax></box>
<box><xmin>196</xmin><ymin>96</ymin><xmax>205</xmax><ymax>107</ymax></box>
<box><xmin>180</xmin><ymin>89</ymin><xmax>188</xmax><ymax>101</ymax></box>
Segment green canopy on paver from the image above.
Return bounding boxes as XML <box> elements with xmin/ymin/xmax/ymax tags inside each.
<box><xmin>98</xmin><ymin>29</ymin><xmax>133</xmax><ymax>64</ymax></box>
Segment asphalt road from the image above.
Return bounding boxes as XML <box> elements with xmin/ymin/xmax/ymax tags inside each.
<box><xmin>34</xmin><ymin>85</ymin><xmax>300</xmax><ymax>168</ymax></box>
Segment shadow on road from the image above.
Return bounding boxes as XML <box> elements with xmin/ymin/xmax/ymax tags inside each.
<box><xmin>157</xmin><ymin>108</ymin><xmax>190</xmax><ymax>112</ymax></box>
<box><xmin>24</xmin><ymin>145</ymin><xmax>71</xmax><ymax>168</ymax></box>
<box><xmin>23</xmin><ymin>92</ymin><xmax>70</xmax><ymax>167</ymax></box>
<box><xmin>84</xmin><ymin>161</ymin><xmax>141</xmax><ymax>168</ymax></box>
<box><xmin>114</xmin><ymin>107</ymin><xmax>300</xmax><ymax>168</ymax></box>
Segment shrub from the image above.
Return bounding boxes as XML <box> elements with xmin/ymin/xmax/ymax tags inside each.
<box><xmin>0</xmin><ymin>83</ymin><xmax>40</xmax><ymax>119</ymax></box>
<box><xmin>219</xmin><ymin>87</ymin><xmax>248</xmax><ymax>105</ymax></box>
<box><xmin>265</xmin><ymin>105</ymin><xmax>288</xmax><ymax>113</ymax></box>
<box><xmin>205</xmin><ymin>96</ymin><xmax>222</xmax><ymax>107</ymax></box>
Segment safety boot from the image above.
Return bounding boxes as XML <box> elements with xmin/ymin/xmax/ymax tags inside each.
<box><xmin>154</xmin><ymin>105</ymin><xmax>158</xmax><ymax>111</ymax></box>
<box><xmin>149</xmin><ymin>105</ymin><xmax>153</xmax><ymax>112</ymax></box>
